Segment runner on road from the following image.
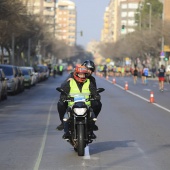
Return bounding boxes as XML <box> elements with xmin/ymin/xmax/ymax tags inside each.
<box><xmin>158</xmin><ymin>64</ymin><xmax>166</xmax><ymax>92</ymax></box>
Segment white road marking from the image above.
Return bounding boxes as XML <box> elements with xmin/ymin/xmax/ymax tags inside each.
<box><xmin>33</xmin><ymin>98</ymin><xmax>56</xmax><ymax>170</ymax></box>
<box><xmin>83</xmin><ymin>146</ymin><xmax>90</xmax><ymax>159</ymax></box>
<box><xmin>107</xmin><ymin>79</ymin><xmax>170</xmax><ymax>113</ymax></box>
<box><xmin>143</xmin><ymin>89</ymin><xmax>151</xmax><ymax>91</ymax></box>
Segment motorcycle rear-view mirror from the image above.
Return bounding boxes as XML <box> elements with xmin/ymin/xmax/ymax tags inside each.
<box><xmin>97</xmin><ymin>88</ymin><xmax>105</xmax><ymax>93</ymax></box>
<box><xmin>56</xmin><ymin>87</ymin><xmax>68</xmax><ymax>95</ymax></box>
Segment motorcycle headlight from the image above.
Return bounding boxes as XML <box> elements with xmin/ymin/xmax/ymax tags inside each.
<box><xmin>73</xmin><ymin>108</ymin><xmax>87</xmax><ymax>116</ymax></box>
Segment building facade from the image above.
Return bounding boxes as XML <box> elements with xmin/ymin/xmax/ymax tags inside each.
<box><xmin>164</xmin><ymin>0</ymin><xmax>170</xmax><ymax>21</ymax></box>
<box><xmin>56</xmin><ymin>0</ymin><xmax>77</xmax><ymax>46</ymax></box>
<box><xmin>22</xmin><ymin>0</ymin><xmax>57</xmax><ymax>34</ymax></box>
<box><xmin>101</xmin><ymin>0</ymin><xmax>141</xmax><ymax>43</ymax></box>
<box><xmin>22</xmin><ymin>0</ymin><xmax>77</xmax><ymax>46</ymax></box>
<box><xmin>118</xmin><ymin>0</ymin><xmax>141</xmax><ymax>35</ymax></box>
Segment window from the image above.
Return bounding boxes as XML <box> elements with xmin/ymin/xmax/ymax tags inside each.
<box><xmin>121</xmin><ymin>12</ymin><xmax>127</xmax><ymax>17</ymax></box>
<box><xmin>128</xmin><ymin>12</ymin><xmax>134</xmax><ymax>17</ymax></box>
<box><xmin>59</xmin><ymin>6</ymin><xmax>68</xmax><ymax>10</ymax></box>
<box><xmin>121</xmin><ymin>20</ymin><xmax>126</xmax><ymax>24</ymax></box>
<box><xmin>121</xmin><ymin>4</ymin><xmax>127</xmax><ymax>9</ymax></box>
<box><xmin>45</xmin><ymin>7</ymin><xmax>54</xmax><ymax>11</ymax></box>
<box><xmin>45</xmin><ymin>0</ymin><xmax>53</xmax><ymax>2</ymax></box>
<box><xmin>128</xmin><ymin>28</ymin><xmax>135</xmax><ymax>32</ymax></box>
<box><xmin>128</xmin><ymin>20</ymin><xmax>135</xmax><ymax>25</ymax></box>
<box><xmin>128</xmin><ymin>3</ymin><xmax>138</xmax><ymax>9</ymax></box>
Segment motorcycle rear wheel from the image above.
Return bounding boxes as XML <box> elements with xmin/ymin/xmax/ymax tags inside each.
<box><xmin>77</xmin><ymin>124</ymin><xmax>85</xmax><ymax>156</ymax></box>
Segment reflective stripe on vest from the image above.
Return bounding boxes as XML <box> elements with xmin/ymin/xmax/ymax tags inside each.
<box><xmin>68</xmin><ymin>79</ymin><xmax>90</xmax><ymax>106</ymax></box>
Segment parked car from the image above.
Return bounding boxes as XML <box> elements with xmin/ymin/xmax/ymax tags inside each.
<box><xmin>20</xmin><ymin>68</ymin><xmax>32</xmax><ymax>88</ymax></box>
<box><xmin>36</xmin><ymin>65</ymin><xmax>47</xmax><ymax>81</ymax></box>
<box><xmin>41</xmin><ymin>65</ymin><xmax>49</xmax><ymax>79</ymax></box>
<box><xmin>0</xmin><ymin>69</ymin><xmax>8</xmax><ymax>100</ymax></box>
<box><xmin>0</xmin><ymin>64</ymin><xmax>19</xmax><ymax>95</ymax></box>
<box><xmin>20</xmin><ymin>66</ymin><xmax>37</xmax><ymax>86</ymax></box>
<box><xmin>14</xmin><ymin>66</ymin><xmax>25</xmax><ymax>93</ymax></box>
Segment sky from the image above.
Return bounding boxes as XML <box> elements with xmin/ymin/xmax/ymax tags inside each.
<box><xmin>72</xmin><ymin>0</ymin><xmax>110</xmax><ymax>48</ymax></box>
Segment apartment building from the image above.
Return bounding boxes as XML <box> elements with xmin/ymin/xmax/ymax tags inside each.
<box><xmin>101</xmin><ymin>0</ymin><xmax>141</xmax><ymax>43</ymax></box>
<box><xmin>164</xmin><ymin>0</ymin><xmax>170</xmax><ymax>21</ymax></box>
<box><xmin>119</xmin><ymin>0</ymin><xmax>141</xmax><ymax>35</ymax></box>
<box><xmin>56</xmin><ymin>0</ymin><xmax>77</xmax><ymax>46</ymax></box>
<box><xmin>22</xmin><ymin>0</ymin><xmax>77</xmax><ymax>46</ymax></box>
<box><xmin>101</xmin><ymin>7</ymin><xmax>110</xmax><ymax>42</ymax></box>
<box><xmin>22</xmin><ymin>0</ymin><xmax>56</xmax><ymax>34</ymax></box>
<box><xmin>101</xmin><ymin>0</ymin><xmax>116</xmax><ymax>43</ymax></box>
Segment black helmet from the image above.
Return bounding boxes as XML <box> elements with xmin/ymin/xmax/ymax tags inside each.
<box><xmin>82</xmin><ymin>60</ymin><xmax>95</xmax><ymax>72</ymax></box>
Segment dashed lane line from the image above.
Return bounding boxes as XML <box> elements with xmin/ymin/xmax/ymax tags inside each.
<box><xmin>33</xmin><ymin>97</ymin><xmax>56</xmax><ymax>170</ymax></box>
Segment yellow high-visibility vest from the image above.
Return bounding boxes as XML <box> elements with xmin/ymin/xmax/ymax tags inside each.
<box><xmin>68</xmin><ymin>79</ymin><xmax>90</xmax><ymax>106</ymax></box>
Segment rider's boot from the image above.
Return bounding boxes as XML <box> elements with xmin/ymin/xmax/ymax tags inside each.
<box><xmin>62</xmin><ymin>121</ymin><xmax>70</xmax><ymax>139</ymax></box>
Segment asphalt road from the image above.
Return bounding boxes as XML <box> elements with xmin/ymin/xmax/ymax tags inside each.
<box><xmin>0</xmin><ymin>73</ymin><xmax>170</xmax><ymax>170</ymax></box>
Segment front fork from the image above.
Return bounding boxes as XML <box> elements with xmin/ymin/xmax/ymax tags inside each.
<box><xmin>73</xmin><ymin>117</ymin><xmax>88</xmax><ymax>140</ymax></box>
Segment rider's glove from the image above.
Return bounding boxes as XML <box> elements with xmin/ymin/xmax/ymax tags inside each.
<box><xmin>60</xmin><ymin>95</ymin><xmax>67</xmax><ymax>102</ymax></box>
<box><xmin>94</xmin><ymin>94</ymin><xmax>101</xmax><ymax>100</ymax></box>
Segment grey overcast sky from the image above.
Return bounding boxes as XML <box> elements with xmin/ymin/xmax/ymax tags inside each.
<box><xmin>73</xmin><ymin>0</ymin><xmax>110</xmax><ymax>48</ymax></box>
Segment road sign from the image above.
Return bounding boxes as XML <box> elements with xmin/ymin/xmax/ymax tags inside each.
<box><xmin>160</xmin><ymin>51</ymin><xmax>165</xmax><ymax>58</ymax></box>
<box><xmin>164</xmin><ymin>45</ymin><xmax>170</xmax><ymax>52</ymax></box>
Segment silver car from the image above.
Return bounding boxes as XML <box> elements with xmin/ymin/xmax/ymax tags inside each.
<box><xmin>14</xmin><ymin>66</ymin><xmax>25</xmax><ymax>93</ymax></box>
<box><xmin>20</xmin><ymin>66</ymin><xmax>37</xmax><ymax>86</ymax></box>
<box><xmin>0</xmin><ymin>69</ymin><xmax>8</xmax><ymax>100</ymax></box>
<box><xmin>0</xmin><ymin>64</ymin><xmax>19</xmax><ymax>95</ymax></box>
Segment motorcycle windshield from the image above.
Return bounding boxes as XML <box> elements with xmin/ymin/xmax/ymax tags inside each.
<box><xmin>72</xmin><ymin>94</ymin><xmax>86</xmax><ymax>102</ymax></box>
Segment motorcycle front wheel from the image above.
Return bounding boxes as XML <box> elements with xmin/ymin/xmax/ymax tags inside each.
<box><xmin>77</xmin><ymin>124</ymin><xmax>85</xmax><ymax>156</ymax></box>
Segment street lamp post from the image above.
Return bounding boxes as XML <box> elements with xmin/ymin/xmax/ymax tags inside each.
<box><xmin>146</xmin><ymin>2</ymin><xmax>152</xmax><ymax>32</ymax></box>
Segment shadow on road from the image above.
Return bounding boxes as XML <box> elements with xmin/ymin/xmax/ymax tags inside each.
<box><xmin>89</xmin><ymin>140</ymin><xmax>135</xmax><ymax>155</ymax></box>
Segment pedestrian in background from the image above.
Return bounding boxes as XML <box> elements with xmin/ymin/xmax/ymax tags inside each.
<box><xmin>133</xmin><ymin>65</ymin><xmax>138</xmax><ymax>84</ymax></box>
<box><xmin>158</xmin><ymin>64</ymin><xmax>166</xmax><ymax>92</ymax></box>
<box><xmin>143</xmin><ymin>65</ymin><xmax>149</xmax><ymax>84</ymax></box>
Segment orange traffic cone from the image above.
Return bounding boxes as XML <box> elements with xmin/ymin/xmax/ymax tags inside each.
<box><xmin>124</xmin><ymin>82</ymin><xmax>128</xmax><ymax>90</ymax></box>
<box><xmin>113</xmin><ymin>78</ymin><xmax>116</xmax><ymax>84</ymax></box>
<box><xmin>150</xmin><ymin>91</ymin><xmax>155</xmax><ymax>103</ymax></box>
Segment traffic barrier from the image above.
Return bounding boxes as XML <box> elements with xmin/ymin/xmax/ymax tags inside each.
<box><xmin>150</xmin><ymin>91</ymin><xmax>155</xmax><ymax>103</ymax></box>
<box><xmin>124</xmin><ymin>82</ymin><xmax>128</xmax><ymax>90</ymax></box>
<box><xmin>112</xmin><ymin>78</ymin><xmax>116</xmax><ymax>84</ymax></box>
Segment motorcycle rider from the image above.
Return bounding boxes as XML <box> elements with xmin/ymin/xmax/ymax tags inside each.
<box><xmin>57</xmin><ymin>65</ymin><xmax>101</xmax><ymax>139</ymax></box>
<box><xmin>81</xmin><ymin>60</ymin><xmax>102</xmax><ymax>129</ymax></box>
<box><xmin>57</xmin><ymin>60</ymin><xmax>102</xmax><ymax>131</ymax></box>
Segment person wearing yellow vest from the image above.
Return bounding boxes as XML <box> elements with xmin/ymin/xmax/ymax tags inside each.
<box><xmin>57</xmin><ymin>65</ymin><xmax>100</xmax><ymax>139</ymax></box>
<box><xmin>57</xmin><ymin>60</ymin><xmax>102</xmax><ymax>132</ymax></box>
<box><xmin>53</xmin><ymin>64</ymin><xmax>58</xmax><ymax>78</ymax></box>
<box><xmin>58</xmin><ymin>64</ymin><xmax>64</xmax><ymax>76</ymax></box>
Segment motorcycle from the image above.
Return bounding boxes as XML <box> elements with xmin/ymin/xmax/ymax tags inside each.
<box><xmin>56</xmin><ymin>87</ymin><xmax>105</xmax><ymax>156</ymax></box>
